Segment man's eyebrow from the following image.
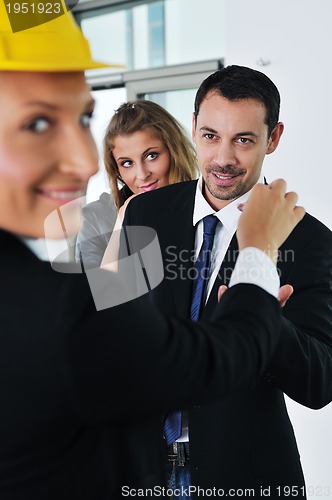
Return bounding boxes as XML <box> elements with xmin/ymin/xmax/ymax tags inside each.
<box><xmin>199</xmin><ymin>126</ymin><xmax>259</xmax><ymax>138</ymax></box>
<box><xmin>235</xmin><ymin>131</ymin><xmax>259</xmax><ymax>138</ymax></box>
<box><xmin>199</xmin><ymin>126</ymin><xmax>218</xmax><ymax>134</ymax></box>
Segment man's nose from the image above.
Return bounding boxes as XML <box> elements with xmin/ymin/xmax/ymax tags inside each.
<box><xmin>213</xmin><ymin>140</ymin><xmax>237</xmax><ymax>168</ymax></box>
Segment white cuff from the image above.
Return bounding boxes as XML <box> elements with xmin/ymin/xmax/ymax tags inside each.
<box><xmin>229</xmin><ymin>247</ymin><xmax>279</xmax><ymax>299</ymax></box>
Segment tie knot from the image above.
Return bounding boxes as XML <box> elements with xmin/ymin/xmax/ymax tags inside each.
<box><xmin>203</xmin><ymin>215</ymin><xmax>218</xmax><ymax>237</ymax></box>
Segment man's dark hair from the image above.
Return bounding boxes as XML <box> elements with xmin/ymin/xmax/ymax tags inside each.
<box><xmin>194</xmin><ymin>65</ymin><xmax>281</xmax><ymax>137</ymax></box>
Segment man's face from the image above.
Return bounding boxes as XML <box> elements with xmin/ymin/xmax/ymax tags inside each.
<box><xmin>192</xmin><ymin>91</ymin><xmax>283</xmax><ymax>211</ymax></box>
<box><xmin>0</xmin><ymin>71</ymin><xmax>99</xmax><ymax>238</ymax></box>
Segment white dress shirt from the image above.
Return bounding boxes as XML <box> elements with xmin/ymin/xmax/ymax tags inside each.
<box><xmin>193</xmin><ymin>173</ymin><xmax>279</xmax><ymax>300</ymax></box>
<box><xmin>20</xmin><ymin>237</ymin><xmax>71</xmax><ymax>262</ymax></box>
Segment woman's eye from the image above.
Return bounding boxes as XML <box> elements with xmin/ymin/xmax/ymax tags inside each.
<box><xmin>80</xmin><ymin>112</ymin><xmax>93</xmax><ymax>128</ymax></box>
<box><xmin>25</xmin><ymin>117</ymin><xmax>50</xmax><ymax>133</ymax></box>
<box><xmin>146</xmin><ymin>152</ymin><xmax>158</xmax><ymax>161</ymax></box>
<box><xmin>121</xmin><ymin>160</ymin><xmax>133</xmax><ymax>168</ymax></box>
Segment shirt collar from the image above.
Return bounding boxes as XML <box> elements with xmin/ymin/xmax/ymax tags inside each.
<box><xmin>20</xmin><ymin>237</ymin><xmax>72</xmax><ymax>262</ymax></box>
<box><xmin>193</xmin><ymin>172</ymin><xmax>265</xmax><ymax>235</ymax></box>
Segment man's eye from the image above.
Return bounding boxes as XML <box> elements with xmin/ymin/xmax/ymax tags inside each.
<box><xmin>238</xmin><ymin>138</ymin><xmax>251</xmax><ymax>144</ymax></box>
<box><xmin>80</xmin><ymin>112</ymin><xmax>93</xmax><ymax>128</ymax></box>
<box><xmin>204</xmin><ymin>133</ymin><xmax>216</xmax><ymax>140</ymax></box>
<box><xmin>25</xmin><ymin>117</ymin><xmax>50</xmax><ymax>133</ymax></box>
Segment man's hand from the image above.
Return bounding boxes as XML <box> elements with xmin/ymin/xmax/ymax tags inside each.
<box><xmin>237</xmin><ymin>179</ymin><xmax>305</xmax><ymax>263</ymax></box>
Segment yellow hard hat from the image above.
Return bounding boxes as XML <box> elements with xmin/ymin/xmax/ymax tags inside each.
<box><xmin>0</xmin><ymin>0</ymin><xmax>117</xmax><ymax>71</ymax></box>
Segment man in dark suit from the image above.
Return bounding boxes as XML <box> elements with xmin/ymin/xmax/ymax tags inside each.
<box><xmin>0</xmin><ymin>5</ymin><xmax>305</xmax><ymax>500</ymax></box>
<box><xmin>123</xmin><ymin>66</ymin><xmax>332</xmax><ymax>498</ymax></box>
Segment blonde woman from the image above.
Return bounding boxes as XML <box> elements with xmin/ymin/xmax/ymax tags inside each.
<box><xmin>76</xmin><ymin>100</ymin><xmax>198</xmax><ymax>268</ymax></box>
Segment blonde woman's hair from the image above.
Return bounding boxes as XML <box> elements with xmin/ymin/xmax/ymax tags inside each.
<box><xmin>103</xmin><ymin>100</ymin><xmax>198</xmax><ymax>209</ymax></box>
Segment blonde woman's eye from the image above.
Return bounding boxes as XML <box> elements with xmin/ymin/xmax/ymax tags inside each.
<box><xmin>121</xmin><ymin>160</ymin><xmax>133</xmax><ymax>168</ymax></box>
<box><xmin>147</xmin><ymin>152</ymin><xmax>158</xmax><ymax>160</ymax></box>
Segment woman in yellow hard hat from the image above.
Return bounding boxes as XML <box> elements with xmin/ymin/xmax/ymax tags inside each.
<box><xmin>0</xmin><ymin>1</ymin><xmax>304</xmax><ymax>499</ymax></box>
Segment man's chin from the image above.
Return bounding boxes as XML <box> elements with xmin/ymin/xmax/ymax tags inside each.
<box><xmin>205</xmin><ymin>181</ymin><xmax>244</xmax><ymax>202</ymax></box>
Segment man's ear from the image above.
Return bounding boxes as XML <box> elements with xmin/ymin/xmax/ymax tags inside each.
<box><xmin>267</xmin><ymin>122</ymin><xmax>284</xmax><ymax>154</ymax></box>
<box><xmin>191</xmin><ymin>112</ymin><xmax>197</xmax><ymax>142</ymax></box>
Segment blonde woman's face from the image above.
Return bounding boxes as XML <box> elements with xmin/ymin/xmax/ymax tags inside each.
<box><xmin>113</xmin><ymin>130</ymin><xmax>171</xmax><ymax>194</ymax></box>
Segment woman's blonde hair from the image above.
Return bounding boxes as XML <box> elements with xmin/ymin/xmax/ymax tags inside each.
<box><xmin>103</xmin><ymin>100</ymin><xmax>198</xmax><ymax>208</ymax></box>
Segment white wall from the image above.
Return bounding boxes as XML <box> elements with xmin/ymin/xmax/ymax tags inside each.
<box><xmin>226</xmin><ymin>0</ymin><xmax>332</xmax><ymax>494</ymax></box>
<box><xmin>226</xmin><ymin>0</ymin><xmax>332</xmax><ymax>231</ymax></box>
<box><xmin>165</xmin><ymin>0</ymin><xmax>226</xmax><ymax>65</ymax></box>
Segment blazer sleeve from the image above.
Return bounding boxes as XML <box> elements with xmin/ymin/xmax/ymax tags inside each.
<box><xmin>61</xmin><ymin>277</ymin><xmax>281</xmax><ymax>425</ymax></box>
<box><xmin>265</xmin><ymin>216</ymin><xmax>332</xmax><ymax>408</ymax></box>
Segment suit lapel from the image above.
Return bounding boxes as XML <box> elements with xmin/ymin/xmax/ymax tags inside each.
<box><xmin>163</xmin><ymin>182</ymin><xmax>197</xmax><ymax>318</ymax></box>
<box><xmin>201</xmin><ymin>233</ymin><xmax>239</xmax><ymax>320</ymax></box>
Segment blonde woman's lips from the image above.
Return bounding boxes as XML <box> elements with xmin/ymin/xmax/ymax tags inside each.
<box><xmin>139</xmin><ymin>180</ymin><xmax>158</xmax><ymax>192</ymax></box>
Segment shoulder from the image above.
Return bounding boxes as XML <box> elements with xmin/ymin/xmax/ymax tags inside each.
<box><xmin>0</xmin><ymin>235</ymin><xmax>92</xmax><ymax>311</ymax></box>
<box><xmin>128</xmin><ymin>180</ymin><xmax>197</xmax><ymax>213</ymax></box>
<box><xmin>280</xmin><ymin>212</ymin><xmax>332</xmax><ymax>260</ymax></box>
<box><xmin>80</xmin><ymin>192</ymin><xmax>117</xmax><ymax>234</ymax></box>
<box><xmin>82</xmin><ymin>192</ymin><xmax>116</xmax><ymax>217</ymax></box>
<box><xmin>291</xmin><ymin>212</ymin><xmax>332</xmax><ymax>244</ymax></box>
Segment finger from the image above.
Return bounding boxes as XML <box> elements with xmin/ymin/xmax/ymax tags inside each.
<box><xmin>285</xmin><ymin>191</ymin><xmax>299</xmax><ymax>206</ymax></box>
<box><xmin>278</xmin><ymin>284</ymin><xmax>294</xmax><ymax>308</ymax></box>
<box><xmin>218</xmin><ymin>285</ymin><xmax>228</xmax><ymax>302</ymax></box>
<box><xmin>269</xmin><ymin>178</ymin><xmax>287</xmax><ymax>193</ymax></box>
<box><xmin>293</xmin><ymin>205</ymin><xmax>306</xmax><ymax>222</ymax></box>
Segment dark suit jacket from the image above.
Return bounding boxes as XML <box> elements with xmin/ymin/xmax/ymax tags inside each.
<box><xmin>124</xmin><ymin>180</ymin><xmax>332</xmax><ymax>497</ymax></box>
<box><xmin>0</xmin><ymin>229</ymin><xmax>281</xmax><ymax>499</ymax></box>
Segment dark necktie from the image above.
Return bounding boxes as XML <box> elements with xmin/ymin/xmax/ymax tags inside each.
<box><xmin>164</xmin><ymin>214</ymin><xmax>219</xmax><ymax>445</ymax></box>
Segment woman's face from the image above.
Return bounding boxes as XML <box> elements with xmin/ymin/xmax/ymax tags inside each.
<box><xmin>0</xmin><ymin>71</ymin><xmax>99</xmax><ymax>238</ymax></box>
<box><xmin>112</xmin><ymin>130</ymin><xmax>171</xmax><ymax>194</ymax></box>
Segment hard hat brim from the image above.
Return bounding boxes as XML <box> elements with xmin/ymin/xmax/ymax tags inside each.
<box><xmin>0</xmin><ymin>59</ymin><xmax>122</xmax><ymax>71</ymax></box>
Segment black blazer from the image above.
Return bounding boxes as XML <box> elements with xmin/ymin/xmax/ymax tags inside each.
<box><xmin>124</xmin><ymin>180</ymin><xmax>332</xmax><ymax>497</ymax></box>
<box><xmin>0</xmin><ymin>229</ymin><xmax>281</xmax><ymax>499</ymax></box>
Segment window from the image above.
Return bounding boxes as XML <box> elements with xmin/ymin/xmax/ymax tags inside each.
<box><xmin>75</xmin><ymin>0</ymin><xmax>226</xmax><ymax>74</ymax></box>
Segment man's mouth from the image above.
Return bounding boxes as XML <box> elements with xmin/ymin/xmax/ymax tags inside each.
<box><xmin>214</xmin><ymin>173</ymin><xmax>236</xmax><ymax>180</ymax></box>
<box><xmin>211</xmin><ymin>170</ymin><xmax>242</xmax><ymax>187</ymax></box>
